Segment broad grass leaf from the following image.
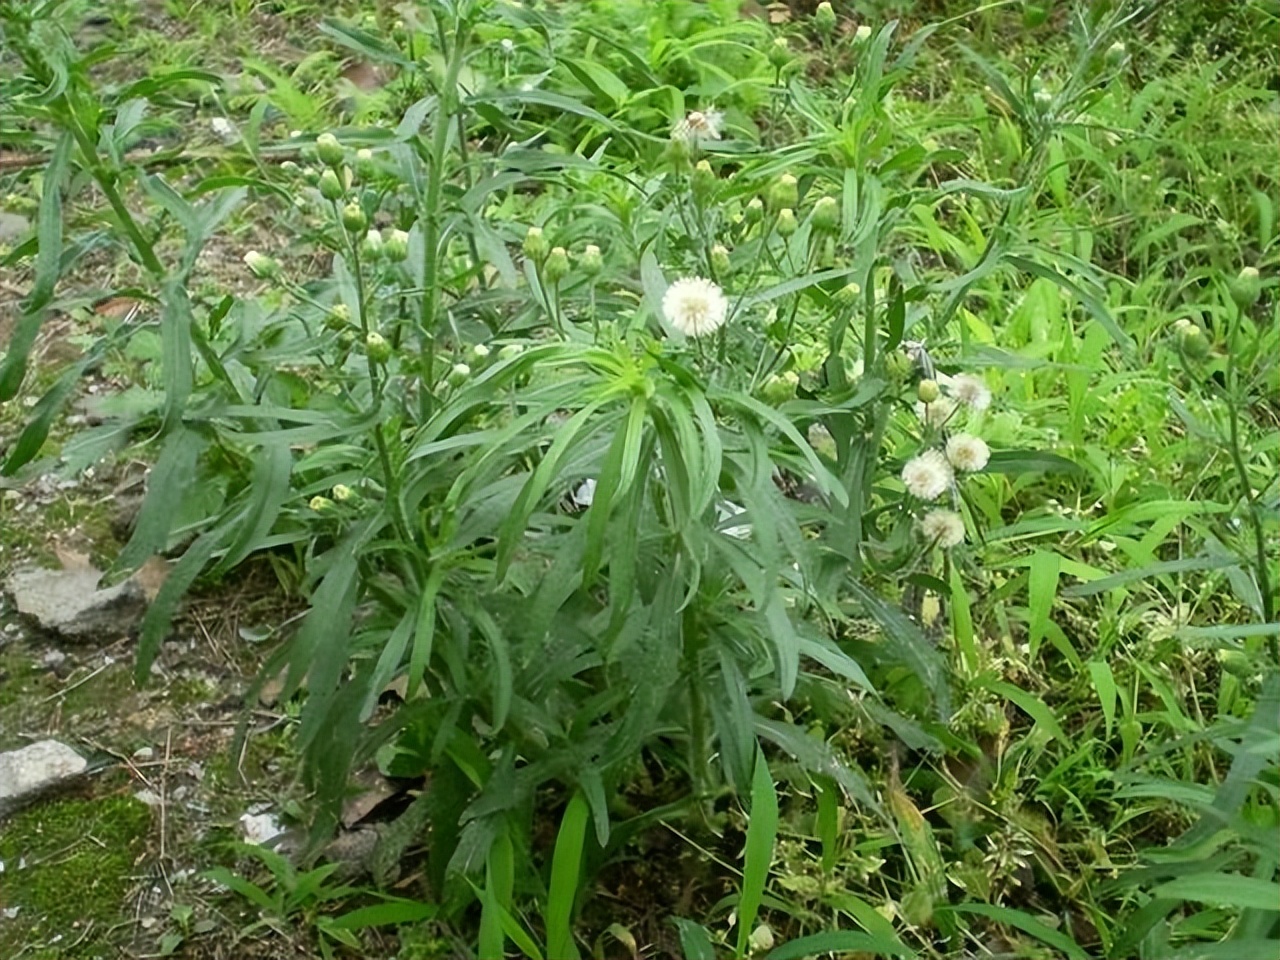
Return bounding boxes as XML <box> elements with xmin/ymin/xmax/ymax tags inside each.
<box><xmin>1026</xmin><ymin>550</ymin><xmax>1060</xmax><ymax>660</ymax></box>
<box><xmin>765</xmin><ymin>929</ymin><xmax>911</xmax><ymax>959</ymax></box>
<box><xmin>2</xmin><ymin>347</ymin><xmax>100</xmax><ymax>474</ymax></box>
<box><xmin>545</xmin><ymin>792</ymin><xmax>589</xmax><ymax>960</ymax></box>
<box><xmin>845</xmin><ymin>580</ymin><xmax>949</xmax><ymax>717</ymax></box>
<box><xmin>979</xmin><ymin>680</ymin><xmax>1067</xmax><ymax>743</ymax></box>
<box><xmin>115</xmin><ymin>427</ymin><xmax>206</xmax><ymax>572</ymax></box>
<box><xmin>1088</xmin><ymin>660</ymin><xmax>1117</xmax><ymax>739</ymax></box>
<box><xmin>673</xmin><ymin>919</ymin><xmax>716</xmax><ymax>960</ymax></box>
<box><xmin>479</xmin><ymin>830</ymin><xmax>515</xmax><ymax>960</ymax></box>
<box><xmin>211</xmin><ymin>439</ymin><xmax>292</xmax><ymax>575</ymax></box>
<box><xmin>1061</xmin><ymin>555</ymin><xmax>1240</xmax><ymax>598</ymax></box>
<box><xmin>1153</xmin><ymin>873</ymin><xmax>1280</xmax><ymax>913</ymax></box>
<box><xmin>736</xmin><ymin>749</ymin><xmax>779</xmax><ymax>958</ymax></box>
<box><xmin>135</xmin><ymin>528</ymin><xmax>225</xmax><ymax>681</ymax></box>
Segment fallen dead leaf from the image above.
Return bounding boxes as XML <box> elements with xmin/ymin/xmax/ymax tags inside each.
<box><xmin>132</xmin><ymin>556</ymin><xmax>171</xmax><ymax>603</ymax></box>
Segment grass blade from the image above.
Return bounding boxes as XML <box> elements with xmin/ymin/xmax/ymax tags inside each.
<box><xmin>545</xmin><ymin>791</ymin><xmax>589</xmax><ymax>960</ymax></box>
<box><xmin>736</xmin><ymin>749</ymin><xmax>779</xmax><ymax>958</ymax></box>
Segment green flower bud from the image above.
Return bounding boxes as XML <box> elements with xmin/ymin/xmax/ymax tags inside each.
<box><xmin>710</xmin><ymin>243</ymin><xmax>731</xmax><ymax>276</ymax></box>
<box><xmin>242</xmin><ymin>250</ymin><xmax>279</xmax><ymax>280</ymax></box>
<box><xmin>833</xmin><ymin>281</ymin><xmax>862</xmax><ymax>308</ymax></box>
<box><xmin>315</xmin><ymin>132</ymin><xmax>345</xmax><ymax>167</ymax></box>
<box><xmin>341</xmin><ymin>201</ymin><xmax>367</xmax><ymax>234</ymax></box>
<box><xmin>1228</xmin><ymin>266</ymin><xmax>1261</xmax><ymax>308</ymax></box>
<box><xmin>523</xmin><ymin>225</ymin><xmax>548</xmax><ymax>261</ymax></box>
<box><xmin>301</xmin><ymin>165</ymin><xmax>320</xmax><ymax>186</ymax></box>
<box><xmin>767</xmin><ymin>36</ymin><xmax>792</xmax><ymax>70</ymax></box>
<box><xmin>1105</xmin><ymin>41</ymin><xmax>1127</xmax><ymax>66</ymax></box>
<box><xmin>360</xmin><ymin>228</ymin><xmax>384</xmax><ymax>260</ymax></box>
<box><xmin>748</xmin><ymin>924</ymin><xmax>776</xmax><ymax>954</ymax></box>
<box><xmin>447</xmin><ymin>361</ymin><xmax>471</xmax><ymax>386</ymax></box>
<box><xmin>384</xmin><ymin>228</ymin><xmax>410</xmax><ymax>262</ymax></box>
<box><xmin>544</xmin><ymin>246</ymin><xmax>570</xmax><ymax>283</ymax></box>
<box><xmin>498</xmin><ymin>343</ymin><xmax>524</xmax><ymax>361</ymax></box>
<box><xmin>884</xmin><ymin>349</ymin><xmax>912</xmax><ymax>382</ymax></box>
<box><xmin>325</xmin><ymin>303</ymin><xmax>351</xmax><ymax>331</ymax></box>
<box><xmin>812</xmin><ymin>195</ymin><xmax>840</xmax><ymax>233</ymax></box>
<box><xmin>580</xmin><ymin>243</ymin><xmax>603</xmax><ymax>275</ymax></box>
<box><xmin>318</xmin><ymin>167</ymin><xmax>345</xmax><ymax>201</ymax></box>
<box><xmin>776</xmin><ymin>207</ymin><xmax>798</xmax><ymax>237</ymax></box>
<box><xmin>744</xmin><ymin>196</ymin><xmax>765</xmax><ymax>224</ymax></box>
<box><xmin>354</xmin><ymin>148</ymin><xmax>376</xmax><ymax>179</ymax></box>
<box><xmin>309</xmin><ymin>495</ymin><xmax>335</xmax><ymax>513</ymax></box>
<box><xmin>692</xmin><ymin>158</ymin><xmax>716</xmax><ymax>199</ymax></box>
<box><xmin>813</xmin><ymin>2</ymin><xmax>836</xmax><ymax>35</ymax></box>
<box><xmin>917</xmin><ymin>378</ymin><xmax>940</xmax><ymax>403</ymax></box>
<box><xmin>331</xmin><ymin>483</ymin><xmax>355</xmax><ymax>502</ymax></box>
<box><xmin>280</xmin><ymin>160</ymin><xmax>301</xmax><ymax>176</ymax></box>
<box><xmin>365</xmin><ymin>330</ymin><xmax>391</xmax><ymax>363</ymax></box>
<box><xmin>854</xmin><ymin>23</ymin><xmax>872</xmax><ymax>42</ymax></box>
<box><xmin>760</xmin><ymin>370</ymin><xmax>798</xmax><ymax>405</ymax></box>
<box><xmin>768</xmin><ymin>173</ymin><xmax>798</xmax><ymax>211</ymax></box>
<box><xmin>1178</xmin><ymin>323</ymin><xmax>1210</xmax><ymax>359</ymax></box>
<box><xmin>471</xmin><ymin>343</ymin><xmax>491</xmax><ymax>362</ymax></box>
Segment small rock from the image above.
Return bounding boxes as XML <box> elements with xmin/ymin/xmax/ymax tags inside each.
<box><xmin>134</xmin><ymin>788</ymin><xmax>162</xmax><ymax>807</ymax></box>
<box><xmin>0</xmin><ymin>212</ymin><xmax>30</xmax><ymax>244</ymax></box>
<box><xmin>0</xmin><ymin>740</ymin><xmax>88</xmax><ymax>815</ymax></box>
<box><xmin>5</xmin><ymin>567</ymin><xmax>146</xmax><ymax>640</ymax></box>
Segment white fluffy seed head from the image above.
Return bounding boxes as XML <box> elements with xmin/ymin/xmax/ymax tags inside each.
<box><xmin>662</xmin><ymin>277</ymin><xmax>728</xmax><ymax>337</ymax></box>
<box><xmin>946</xmin><ymin>433</ymin><xmax>990</xmax><ymax>472</ymax></box>
<box><xmin>915</xmin><ymin>397</ymin><xmax>957</xmax><ymax>427</ymax></box>
<box><xmin>671</xmin><ymin>108</ymin><xmax>724</xmax><ymax>144</ymax></box>
<box><xmin>945</xmin><ymin>373</ymin><xmax>991</xmax><ymax>411</ymax></box>
<box><xmin>901</xmin><ymin>449</ymin><xmax>953</xmax><ymax>501</ymax></box>
<box><xmin>920</xmin><ymin>509</ymin><xmax>965</xmax><ymax>548</ymax></box>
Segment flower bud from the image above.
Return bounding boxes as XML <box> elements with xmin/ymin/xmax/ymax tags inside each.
<box><xmin>360</xmin><ymin>228</ymin><xmax>384</xmax><ymax>260</ymax></box>
<box><xmin>315</xmin><ymin>132</ymin><xmax>344</xmax><ymax>168</ymax></box>
<box><xmin>447</xmin><ymin>362</ymin><xmax>471</xmax><ymax>386</ymax></box>
<box><xmin>365</xmin><ymin>330</ymin><xmax>391</xmax><ymax>363</ymax></box>
<box><xmin>523</xmin><ymin>225</ymin><xmax>548</xmax><ymax>261</ymax></box>
<box><xmin>1228</xmin><ymin>266</ymin><xmax>1261</xmax><ymax>308</ymax></box>
<box><xmin>501</xmin><ymin>38</ymin><xmax>515</xmax><ymax>56</ymax></box>
<box><xmin>341</xmin><ymin>201</ymin><xmax>367</xmax><ymax>234</ymax></box>
<box><xmin>812</xmin><ymin>195</ymin><xmax>840</xmax><ymax>233</ymax></box>
<box><xmin>384</xmin><ymin>228</ymin><xmax>410</xmax><ymax>262</ymax></box>
<box><xmin>498</xmin><ymin>343</ymin><xmax>524</xmax><ymax>361</ymax></box>
<box><xmin>318</xmin><ymin>167</ymin><xmax>345</xmax><ymax>201</ymax></box>
<box><xmin>767</xmin><ymin>36</ymin><xmax>792</xmax><ymax>70</ymax></box>
<box><xmin>1178</xmin><ymin>323</ymin><xmax>1210</xmax><ymax>359</ymax></box>
<box><xmin>325</xmin><ymin>303</ymin><xmax>351</xmax><ymax>331</ymax></box>
<box><xmin>854</xmin><ymin>23</ymin><xmax>872</xmax><ymax>42</ymax></box>
<box><xmin>309</xmin><ymin>495</ymin><xmax>335</xmax><ymax>513</ymax></box>
<box><xmin>354</xmin><ymin>148</ymin><xmax>376</xmax><ymax>179</ymax></box>
<box><xmin>301</xmin><ymin>165</ymin><xmax>320</xmax><ymax>186</ymax></box>
<box><xmin>917</xmin><ymin>378</ymin><xmax>940</xmax><ymax>403</ymax></box>
<box><xmin>776</xmin><ymin>207</ymin><xmax>798</xmax><ymax>237</ymax></box>
<box><xmin>760</xmin><ymin>370</ymin><xmax>798</xmax><ymax>405</ymax></box>
<box><xmin>813</xmin><ymin>2</ymin><xmax>836</xmax><ymax>35</ymax></box>
<box><xmin>1105</xmin><ymin>41</ymin><xmax>1126</xmax><ymax>66</ymax></box>
<box><xmin>833</xmin><ymin>281</ymin><xmax>862</xmax><ymax>308</ymax></box>
<box><xmin>331</xmin><ymin>483</ymin><xmax>355</xmax><ymax>502</ymax></box>
<box><xmin>580</xmin><ymin>244</ymin><xmax>603</xmax><ymax>276</ymax></box>
<box><xmin>710</xmin><ymin>243</ymin><xmax>731</xmax><ymax>276</ymax></box>
<box><xmin>692</xmin><ymin>159</ymin><xmax>716</xmax><ymax>198</ymax></box>
<box><xmin>744</xmin><ymin>196</ymin><xmax>765</xmax><ymax>224</ymax></box>
<box><xmin>769</xmin><ymin>173</ymin><xmax>799</xmax><ymax>211</ymax></box>
<box><xmin>471</xmin><ymin>343</ymin><xmax>491</xmax><ymax>362</ymax></box>
<box><xmin>242</xmin><ymin>250</ymin><xmax>279</xmax><ymax>280</ymax></box>
<box><xmin>280</xmin><ymin>160</ymin><xmax>301</xmax><ymax>176</ymax></box>
<box><xmin>543</xmin><ymin>246</ymin><xmax>570</xmax><ymax>283</ymax></box>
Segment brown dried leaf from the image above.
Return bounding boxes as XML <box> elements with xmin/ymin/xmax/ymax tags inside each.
<box><xmin>132</xmin><ymin>556</ymin><xmax>171</xmax><ymax>602</ymax></box>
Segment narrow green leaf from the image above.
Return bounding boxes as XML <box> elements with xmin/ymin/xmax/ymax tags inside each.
<box><xmin>736</xmin><ymin>749</ymin><xmax>779</xmax><ymax>958</ymax></box>
<box><xmin>546</xmin><ymin>792</ymin><xmax>589</xmax><ymax>960</ymax></box>
<box><xmin>673</xmin><ymin>918</ymin><xmax>716</xmax><ymax>960</ymax></box>
<box><xmin>1154</xmin><ymin>875</ymin><xmax>1280</xmax><ymax>912</ymax></box>
<box><xmin>1061</xmin><ymin>555</ymin><xmax>1239</xmax><ymax>597</ymax></box>
<box><xmin>1026</xmin><ymin>550</ymin><xmax>1059</xmax><ymax>659</ymax></box>
<box><xmin>979</xmin><ymin>680</ymin><xmax>1066</xmax><ymax>743</ymax></box>
<box><xmin>766</xmin><ymin>929</ymin><xmax>910</xmax><ymax>960</ymax></box>
<box><xmin>1088</xmin><ymin>661</ymin><xmax>1117</xmax><ymax>739</ymax></box>
<box><xmin>942</xmin><ymin>903</ymin><xmax>1089</xmax><ymax>960</ymax></box>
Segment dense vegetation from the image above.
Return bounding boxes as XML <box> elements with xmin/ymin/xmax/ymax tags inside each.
<box><xmin>1</xmin><ymin>0</ymin><xmax>1277</xmax><ymax>957</ymax></box>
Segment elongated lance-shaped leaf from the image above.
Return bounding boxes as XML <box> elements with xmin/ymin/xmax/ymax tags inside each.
<box><xmin>545</xmin><ymin>791</ymin><xmax>589</xmax><ymax>960</ymax></box>
<box><xmin>736</xmin><ymin>747</ymin><xmax>779</xmax><ymax>958</ymax></box>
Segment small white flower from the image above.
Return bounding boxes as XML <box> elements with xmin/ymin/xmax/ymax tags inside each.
<box><xmin>915</xmin><ymin>397</ymin><xmax>957</xmax><ymax>427</ymax></box>
<box><xmin>901</xmin><ymin>449</ymin><xmax>953</xmax><ymax>500</ymax></box>
<box><xmin>920</xmin><ymin>509</ymin><xmax>965</xmax><ymax>548</ymax></box>
<box><xmin>671</xmin><ymin>108</ymin><xmax>724</xmax><ymax>145</ymax></box>
<box><xmin>945</xmin><ymin>433</ymin><xmax>990</xmax><ymax>472</ymax></box>
<box><xmin>945</xmin><ymin>373</ymin><xmax>991</xmax><ymax>411</ymax></box>
<box><xmin>500</xmin><ymin>38</ymin><xmax>515</xmax><ymax>55</ymax></box>
<box><xmin>662</xmin><ymin>276</ymin><xmax>728</xmax><ymax>337</ymax></box>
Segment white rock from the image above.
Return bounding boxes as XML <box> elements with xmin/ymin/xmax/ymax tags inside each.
<box><xmin>5</xmin><ymin>567</ymin><xmax>145</xmax><ymax>640</ymax></box>
<box><xmin>0</xmin><ymin>740</ymin><xmax>88</xmax><ymax>814</ymax></box>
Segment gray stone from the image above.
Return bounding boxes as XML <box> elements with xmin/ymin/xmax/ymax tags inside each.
<box><xmin>5</xmin><ymin>567</ymin><xmax>146</xmax><ymax>640</ymax></box>
<box><xmin>0</xmin><ymin>740</ymin><xmax>88</xmax><ymax>815</ymax></box>
<box><xmin>0</xmin><ymin>212</ymin><xmax>29</xmax><ymax>245</ymax></box>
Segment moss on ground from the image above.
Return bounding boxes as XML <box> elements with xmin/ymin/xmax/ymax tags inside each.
<box><xmin>0</xmin><ymin>793</ymin><xmax>152</xmax><ymax>958</ymax></box>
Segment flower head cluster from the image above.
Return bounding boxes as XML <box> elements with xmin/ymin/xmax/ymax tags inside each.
<box><xmin>663</xmin><ymin>277</ymin><xmax>728</xmax><ymax>337</ymax></box>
